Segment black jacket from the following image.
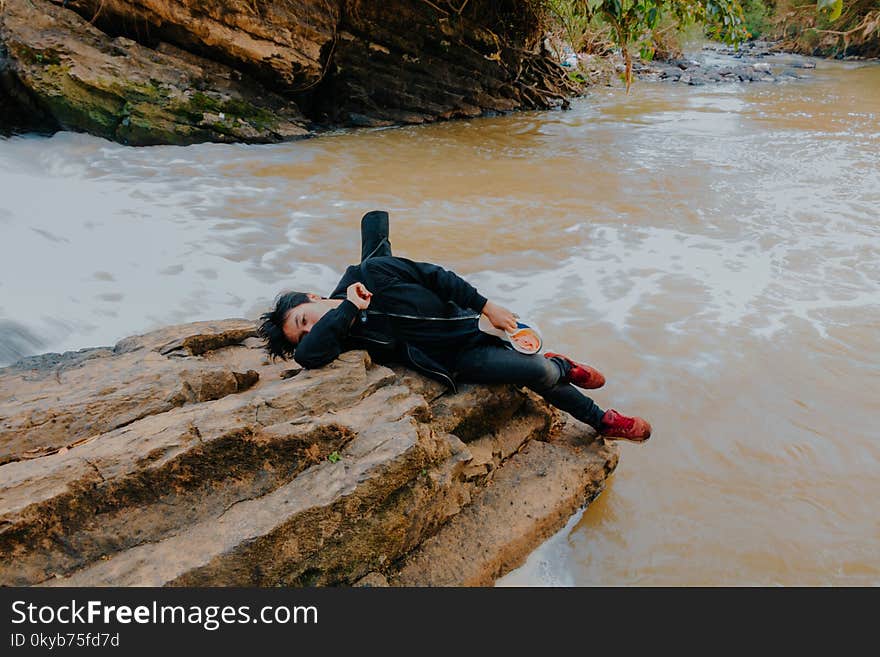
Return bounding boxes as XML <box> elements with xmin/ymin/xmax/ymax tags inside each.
<box><xmin>294</xmin><ymin>256</ymin><xmax>489</xmax><ymax>390</ymax></box>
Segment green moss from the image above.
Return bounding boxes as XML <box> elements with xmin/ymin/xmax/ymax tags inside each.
<box><xmin>36</xmin><ymin>52</ymin><xmax>62</xmax><ymax>66</ymax></box>
<box><xmin>177</xmin><ymin>92</ymin><xmax>281</xmax><ymax>133</ymax></box>
<box><xmin>189</xmin><ymin>92</ymin><xmax>222</xmax><ymax>113</ymax></box>
<box><xmin>203</xmin><ymin>121</ymin><xmax>233</xmax><ymax>133</ymax></box>
<box><xmin>38</xmin><ymin>68</ymin><xmax>125</xmax><ymax>139</ymax></box>
<box><xmin>12</xmin><ymin>44</ymin><xmax>61</xmax><ymax>67</ymax></box>
<box><xmin>43</xmin><ymin>63</ymin><xmax>71</xmax><ymax>77</ymax></box>
<box><xmin>138</xmin><ymin>81</ymin><xmax>171</xmax><ymax>102</ymax></box>
<box><xmin>117</xmin><ymin>104</ymin><xmax>196</xmax><ymax>146</ymax></box>
<box><xmin>97</xmin><ymin>77</ymin><xmax>172</xmax><ymax>105</ymax></box>
<box><xmin>219</xmin><ymin>98</ymin><xmax>277</xmax><ymax>128</ymax></box>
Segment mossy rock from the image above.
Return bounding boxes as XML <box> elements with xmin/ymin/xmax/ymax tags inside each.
<box><xmin>1</xmin><ymin>0</ymin><xmax>309</xmax><ymax>145</ymax></box>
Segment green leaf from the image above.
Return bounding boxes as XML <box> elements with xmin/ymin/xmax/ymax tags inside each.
<box><xmin>607</xmin><ymin>0</ymin><xmax>623</xmax><ymax>19</ymax></box>
<box><xmin>817</xmin><ymin>0</ymin><xmax>843</xmax><ymax>21</ymax></box>
<box><xmin>647</xmin><ymin>6</ymin><xmax>659</xmax><ymax>28</ymax></box>
<box><xmin>328</xmin><ymin>451</ymin><xmax>341</xmax><ymax>463</ymax></box>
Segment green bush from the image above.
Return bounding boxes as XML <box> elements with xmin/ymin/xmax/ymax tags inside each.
<box><xmin>740</xmin><ymin>0</ymin><xmax>771</xmax><ymax>38</ymax></box>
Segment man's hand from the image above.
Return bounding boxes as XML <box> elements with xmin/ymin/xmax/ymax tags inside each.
<box><xmin>482</xmin><ymin>300</ymin><xmax>518</xmax><ymax>333</ymax></box>
<box><xmin>347</xmin><ymin>282</ymin><xmax>373</xmax><ymax>310</ymax></box>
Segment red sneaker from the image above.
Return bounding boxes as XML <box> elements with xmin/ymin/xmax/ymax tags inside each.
<box><xmin>599</xmin><ymin>409</ymin><xmax>652</xmax><ymax>442</ymax></box>
<box><xmin>544</xmin><ymin>352</ymin><xmax>606</xmax><ymax>389</ymax></box>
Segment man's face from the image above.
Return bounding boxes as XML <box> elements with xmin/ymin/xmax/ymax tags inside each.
<box><xmin>282</xmin><ymin>297</ymin><xmax>329</xmax><ymax>347</ymax></box>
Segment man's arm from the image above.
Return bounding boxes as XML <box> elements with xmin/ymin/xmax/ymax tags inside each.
<box><xmin>293</xmin><ymin>301</ymin><xmax>359</xmax><ymax>368</ymax></box>
<box><xmin>294</xmin><ymin>285</ymin><xmax>372</xmax><ymax>369</ymax></box>
<box><xmin>366</xmin><ymin>257</ymin><xmax>488</xmax><ymax>312</ymax></box>
<box><xmin>481</xmin><ymin>299</ymin><xmax>518</xmax><ymax>332</ymax></box>
<box><xmin>366</xmin><ymin>257</ymin><xmax>517</xmax><ymax>331</ymax></box>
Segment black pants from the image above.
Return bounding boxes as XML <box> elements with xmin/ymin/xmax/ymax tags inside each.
<box><xmin>451</xmin><ymin>343</ymin><xmax>606</xmax><ymax>428</ymax></box>
<box><xmin>359</xmin><ymin>211</ymin><xmax>605</xmax><ymax>429</ymax></box>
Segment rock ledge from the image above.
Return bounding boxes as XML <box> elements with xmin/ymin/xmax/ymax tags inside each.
<box><xmin>0</xmin><ymin>319</ymin><xmax>617</xmax><ymax>587</ymax></box>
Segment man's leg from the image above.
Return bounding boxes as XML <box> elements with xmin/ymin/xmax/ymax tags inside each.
<box><xmin>452</xmin><ymin>343</ymin><xmax>606</xmax><ymax>429</ymax></box>
<box><xmin>361</xmin><ymin>211</ymin><xmax>392</xmax><ymax>262</ymax></box>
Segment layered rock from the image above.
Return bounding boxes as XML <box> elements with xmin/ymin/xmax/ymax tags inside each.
<box><xmin>0</xmin><ymin>319</ymin><xmax>617</xmax><ymax>586</ymax></box>
<box><xmin>52</xmin><ymin>0</ymin><xmax>340</xmax><ymax>89</ymax></box>
<box><xmin>0</xmin><ymin>0</ymin><xmax>577</xmax><ymax>144</ymax></box>
<box><xmin>0</xmin><ymin>0</ymin><xmax>309</xmax><ymax>144</ymax></box>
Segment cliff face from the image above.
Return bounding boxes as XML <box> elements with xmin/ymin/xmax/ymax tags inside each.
<box><xmin>0</xmin><ymin>0</ymin><xmax>576</xmax><ymax>144</ymax></box>
<box><xmin>0</xmin><ymin>319</ymin><xmax>617</xmax><ymax>586</ymax></box>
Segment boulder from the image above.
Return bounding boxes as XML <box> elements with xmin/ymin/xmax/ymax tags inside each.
<box><xmin>0</xmin><ymin>0</ymin><xmax>310</xmax><ymax>145</ymax></box>
<box><xmin>0</xmin><ymin>319</ymin><xmax>617</xmax><ymax>586</ymax></box>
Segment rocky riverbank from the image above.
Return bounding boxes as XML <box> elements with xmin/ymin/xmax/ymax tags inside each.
<box><xmin>0</xmin><ymin>319</ymin><xmax>617</xmax><ymax>586</ymax></box>
<box><xmin>0</xmin><ymin>0</ymin><xmax>577</xmax><ymax>145</ymax></box>
<box><xmin>634</xmin><ymin>41</ymin><xmax>819</xmax><ymax>85</ymax></box>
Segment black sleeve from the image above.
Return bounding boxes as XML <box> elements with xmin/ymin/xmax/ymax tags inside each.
<box><xmin>293</xmin><ymin>300</ymin><xmax>360</xmax><ymax>369</ymax></box>
<box><xmin>366</xmin><ymin>257</ymin><xmax>488</xmax><ymax>313</ymax></box>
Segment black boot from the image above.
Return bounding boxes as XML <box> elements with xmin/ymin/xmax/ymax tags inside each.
<box><xmin>360</xmin><ymin>210</ymin><xmax>392</xmax><ymax>262</ymax></box>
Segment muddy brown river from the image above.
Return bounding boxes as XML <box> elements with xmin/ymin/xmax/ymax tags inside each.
<box><xmin>1</xmin><ymin>52</ymin><xmax>878</xmax><ymax>585</ymax></box>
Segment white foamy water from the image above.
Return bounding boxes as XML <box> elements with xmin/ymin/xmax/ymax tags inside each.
<box><xmin>2</xmin><ymin>51</ymin><xmax>879</xmax><ymax>585</ymax></box>
<box><xmin>0</xmin><ymin>136</ymin><xmax>343</xmax><ymax>361</ymax></box>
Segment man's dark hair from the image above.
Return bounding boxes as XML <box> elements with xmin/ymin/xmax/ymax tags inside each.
<box><xmin>259</xmin><ymin>291</ymin><xmax>312</xmax><ymax>360</ymax></box>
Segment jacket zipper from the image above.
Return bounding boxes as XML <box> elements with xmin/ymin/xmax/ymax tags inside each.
<box><xmin>366</xmin><ymin>310</ymin><xmax>480</xmax><ymax>321</ymax></box>
<box><xmin>357</xmin><ymin>334</ymin><xmax>394</xmax><ymax>346</ymax></box>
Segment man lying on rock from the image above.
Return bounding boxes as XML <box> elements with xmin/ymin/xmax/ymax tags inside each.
<box><xmin>259</xmin><ymin>211</ymin><xmax>651</xmax><ymax>442</ymax></box>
